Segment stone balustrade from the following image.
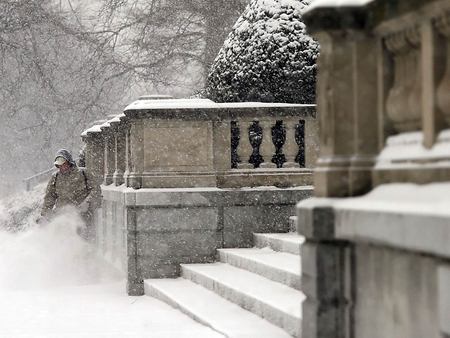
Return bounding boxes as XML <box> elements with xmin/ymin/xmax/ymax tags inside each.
<box><xmin>81</xmin><ymin>98</ymin><xmax>317</xmax><ymax>295</ymax></box>
<box><xmin>83</xmin><ymin>98</ymin><xmax>318</xmax><ymax>190</ymax></box>
<box><xmin>303</xmin><ymin>0</ymin><xmax>450</xmax><ymax>197</ymax></box>
<box><xmin>300</xmin><ymin>1</ymin><xmax>450</xmax><ymax>338</ymax></box>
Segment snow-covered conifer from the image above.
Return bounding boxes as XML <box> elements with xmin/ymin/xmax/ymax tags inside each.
<box><xmin>206</xmin><ymin>0</ymin><xmax>318</xmax><ymax>103</ymax></box>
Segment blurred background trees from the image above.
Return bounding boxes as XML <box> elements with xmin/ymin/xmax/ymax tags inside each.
<box><xmin>0</xmin><ymin>0</ymin><xmax>248</xmax><ymax>193</ymax></box>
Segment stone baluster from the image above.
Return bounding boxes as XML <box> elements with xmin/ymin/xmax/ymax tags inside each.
<box><xmin>385</xmin><ymin>28</ymin><xmax>421</xmax><ymax>132</ymax></box>
<box><xmin>103</xmin><ymin>130</ymin><xmax>115</xmax><ymax>185</ymax></box>
<box><xmin>283</xmin><ymin>119</ymin><xmax>300</xmax><ymax>168</ymax></box>
<box><xmin>436</xmin><ymin>12</ymin><xmax>450</xmax><ymax>127</ymax></box>
<box><xmin>295</xmin><ymin>120</ymin><xmax>306</xmax><ymax>168</ymax></box>
<box><xmin>406</xmin><ymin>28</ymin><xmax>422</xmax><ymax>130</ymax></box>
<box><xmin>259</xmin><ymin>120</ymin><xmax>277</xmax><ymax>169</ymax></box>
<box><xmin>237</xmin><ymin>121</ymin><xmax>254</xmax><ymax>169</ymax></box>
<box><xmin>385</xmin><ymin>32</ymin><xmax>409</xmax><ymax>131</ymax></box>
<box><xmin>83</xmin><ymin>132</ymin><xmax>104</xmax><ymax>210</ymax></box>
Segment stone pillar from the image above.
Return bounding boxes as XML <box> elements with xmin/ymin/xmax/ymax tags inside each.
<box><xmin>297</xmin><ymin>201</ymin><xmax>354</xmax><ymax>338</ymax></box>
<box><xmin>123</xmin><ymin>122</ymin><xmax>132</xmax><ymax>186</ymax></box>
<box><xmin>349</xmin><ymin>34</ymin><xmax>379</xmax><ymax>195</ymax></box>
<box><xmin>259</xmin><ymin>120</ymin><xmax>277</xmax><ymax>169</ymax></box>
<box><xmin>283</xmin><ymin>119</ymin><xmax>300</xmax><ymax>168</ymax></box>
<box><xmin>113</xmin><ymin>125</ymin><xmax>126</xmax><ymax>186</ymax></box>
<box><xmin>127</xmin><ymin>120</ymin><xmax>144</xmax><ymax>189</ymax></box>
<box><xmin>83</xmin><ymin>132</ymin><xmax>104</xmax><ymax>202</ymax></box>
<box><xmin>313</xmin><ymin>31</ymin><xmax>356</xmax><ymax>197</ymax></box>
<box><xmin>125</xmin><ymin>207</ymin><xmax>144</xmax><ymax>296</ymax></box>
<box><xmin>213</xmin><ymin>120</ymin><xmax>232</xmax><ymax>172</ymax></box>
<box><xmin>103</xmin><ymin>129</ymin><xmax>115</xmax><ymax>186</ymax></box>
<box><xmin>237</xmin><ymin>120</ymin><xmax>254</xmax><ymax>169</ymax></box>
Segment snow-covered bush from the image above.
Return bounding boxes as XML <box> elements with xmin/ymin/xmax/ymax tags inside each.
<box><xmin>206</xmin><ymin>0</ymin><xmax>318</xmax><ymax>103</ymax></box>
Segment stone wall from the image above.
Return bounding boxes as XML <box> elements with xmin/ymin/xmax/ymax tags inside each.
<box><xmin>299</xmin><ymin>0</ymin><xmax>450</xmax><ymax>337</ymax></box>
<box><xmin>100</xmin><ymin>185</ymin><xmax>312</xmax><ymax>295</ymax></box>
<box><xmin>82</xmin><ymin>98</ymin><xmax>318</xmax><ymax>295</ymax></box>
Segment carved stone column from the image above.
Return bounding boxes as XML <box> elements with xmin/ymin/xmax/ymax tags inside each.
<box><xmin>283</xmin><ymin>119</ymin><xmax>300</xmax><ymax>168</ymax></box>
<box><xmin>435</xmin><ymin>13</ymin><xmax>450</xmax><ymax>130</ymax></box>
<box><xmin>237</xmin><ymin>120</ymin><xmax>254</xmax><ymax>169</ymax></box>
<box><xmin>259</xmin><ymin>120</ymin><xmax>277</xmax><ymax>169</ymax></box>
<box><xmin>385</xmin><ymin>27</ymin><xmax>422</xmax><ymax>133</ymax></box>
<box><xmin>313</xmin><ymin>31</ymin><xmax>356</xmax><ymax>197</ymax></box>
<box><xmin>349</xmin><ymin>34</ymin><xmax>379</xmax><ymax>195</ymax></box>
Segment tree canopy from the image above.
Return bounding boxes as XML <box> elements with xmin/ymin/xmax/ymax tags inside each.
<box><xmin>206</xmin><ymin>0</ymin><xmax>319</xmax><ymax>103</ymax></box>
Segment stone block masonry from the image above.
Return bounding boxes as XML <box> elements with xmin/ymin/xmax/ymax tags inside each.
<box><xmin>100</xmin><ymin>185</ymin><xmax>312</xmax><ymax>295</ymax></box>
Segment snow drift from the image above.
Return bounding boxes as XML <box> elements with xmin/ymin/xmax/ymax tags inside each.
<box><xmin>0</xmin><ymin>190</ymin><xmax>122</xmax><ymax>290</ymax></box>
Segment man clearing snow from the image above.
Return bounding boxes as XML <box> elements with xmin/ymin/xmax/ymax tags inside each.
<box><xmin>38</xmin><ymin>149</ymin><xmax>94</xmax><ymax>235</ymax></box>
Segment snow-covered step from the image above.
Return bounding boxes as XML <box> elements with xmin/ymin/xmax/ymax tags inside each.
<box><xmin>181</xmin><ymin>262</ymin><xmax>304</xmax><ymax>337</ymax></box>
<box><xmin>217</xmin><ymin>248</ymin><xmax>301</xmax><ymax>290</ymax></box>
<box><xmin>253</xmin><ymin>232</ymin><xmax>305</xmax><ymax>255</ymax></box>
<box><xmin>144</xmin><ymin>278</ymin><xmax>292</xmax><ymax>338</ymax></box>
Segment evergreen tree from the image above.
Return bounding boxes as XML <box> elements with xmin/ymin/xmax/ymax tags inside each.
<box><xmin>206</xmin><ymin>0</ymin><xmax>318</xmax><ymax>103</ymax></box>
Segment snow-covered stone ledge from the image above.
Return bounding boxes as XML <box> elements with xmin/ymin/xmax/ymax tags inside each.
<box><xmin>306</xmin><ymin>183</ymin><xmax>450</xmax><ymax>258</ymax></box>
<box><xmin>82</xmin><ymin>98</ymin><xmax>318</xmax><ymax>190</ymax></box>
<box><xmin>297</xmin><ymin>183</ymin><xmax>450</xmax><ymax>338</ymax></box>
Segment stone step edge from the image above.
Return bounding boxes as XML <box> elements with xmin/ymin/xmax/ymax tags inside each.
<box><xmin>217</xmin><ymin>248</ymin><xmax>301</xmax><ymax>290</ymax></box>
<box><xmin>181</xmin><ymin>263</ymin><xmax>301</xmax><ymax>337</ymax></box>
<box><xmin>253</xmin><ymin>233</ymin><xmax>304</xmax><ymax>255</ymax></box>
<box><xmin>144</xmin><ymin>279</ymin><xmax>227</xmax><ymax>337</ymax></box>
<box><xmin>144</xmin><ymin>278</ymin><xmax>293</xmax><ymax>338</ymax></box>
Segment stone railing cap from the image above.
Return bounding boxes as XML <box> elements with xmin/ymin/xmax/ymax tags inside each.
<box><xmin>303</xmin><ymin>0</ymin><xmax>375</xmax><ymax>32</ymax></box>
<box><xmin>125</xmin><ymin>98</ymin><xmax>219</xmax><ymax>111</ymax></box>
<box><xmin>304</xmin><ymin>0</ymin><xmax>375</xmax><ymax>13</ymax></box>
<box><xmin>125</xmin><ymin>98</ymin><xmax>314</xmax><ymax>111</ymax></box>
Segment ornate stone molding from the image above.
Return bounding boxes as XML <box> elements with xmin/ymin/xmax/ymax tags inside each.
<box><xmin>436</xmin><ymin>11</ymin><xmax>450</xmax><ymax>126</ymax></box>
<box><xmin>385</xmin><ymin>27</ymin><xmax>422</xmax><ymax>132</ymax></box>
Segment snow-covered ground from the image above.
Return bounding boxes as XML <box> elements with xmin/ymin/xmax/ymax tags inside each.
<box><xmin>0</xmin><ymin>192</ymin><xmax>224</xmax><ymax>338</ymax></box>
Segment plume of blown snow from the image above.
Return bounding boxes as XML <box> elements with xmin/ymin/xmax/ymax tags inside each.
<box><xmin>0</xmin><ymin>183</ymin><xmax>46</xmax><ymax>232</ymax></box>
<box><xmin>0</xmin><ymin>205</ymin><xmax>123</xmax><ymax>290</ymax></box>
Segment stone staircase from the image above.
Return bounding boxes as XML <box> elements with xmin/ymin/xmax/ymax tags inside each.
<box><xmin>145</xmin><ymin>217</ymin><xmax>305</xmax><ymax>338</ymax></box>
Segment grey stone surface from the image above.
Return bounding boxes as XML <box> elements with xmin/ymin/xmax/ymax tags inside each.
<box><xmin>439</xmin><ymin>265</ymin><xmax>450</xmax><ymax>336</ymax></box>
<box><xmin>335</xmin><ymin>204</ymin><xmax>450</xmax><ymax>259</ymax></box>
<box><xmin>223</xmin><ymin>205</ymin><xmax>294</xmax><ymax>248</ymax></box>
<box><xmin>301</xmin><ymin>241</ymin><xmax>351</xmax><ymax>302</ymax></box>
<box><xmin>296</xmin><ymin>198</ymin><xmax>336</xmax><ymax>240</ymax></box>
<box><xmin>137</xmin><ymin>232</ymin><xmax>221</xmax><ymax>258</ymax></box>
<box><xmin>301</xmin><ymin>240</ymin><xmax>353</xmax><ymax>338</ymax></box>
<box><xmin>354</xmin><ymin>244</ymin><xmax>440</xmax><ymax>338</ymax></box>
<box><xmin>136</xmin><ymin>207</ymin><xmax>219</xmax><ymax>231</ymax></box>
<box><xmin>302</xmin><ymin>298</ymin><xmax>349</xmax><ymax>338</ymax></box>
<box><xmin>99</xmin><ymin>185</ymin><xmax>312</xmax><ymax>294</ymax></box>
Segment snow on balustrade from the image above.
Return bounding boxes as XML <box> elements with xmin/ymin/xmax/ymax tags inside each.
<box><xmin>82</xmin><ymin>98</ymin><xmax>318</xmax><ymax>190</ymax></box>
